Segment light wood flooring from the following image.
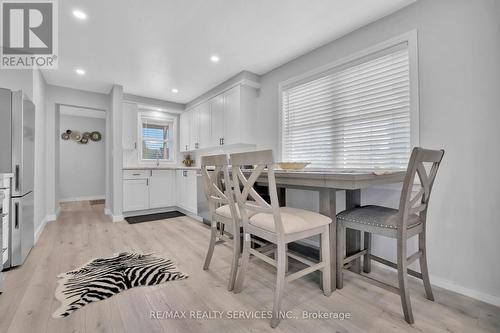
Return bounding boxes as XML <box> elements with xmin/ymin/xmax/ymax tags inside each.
<box><xmin>0</xmin><ymin>201</ymin><xmax>499</xmax><ymax>333</ymax></box>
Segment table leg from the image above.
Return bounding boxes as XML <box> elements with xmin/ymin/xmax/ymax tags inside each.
<box><xmin>277</xmin><ymin>187</ymin><xmax>286</xmax><ymax>207</ymax></box>
<box><xmin>345</xmin><ymin>189</ymin><xmax>361</xmax><ymax>273</ymax></box>
<box><xmin>319</xmin><ymin>188</ymin><xmax>336</xmax><ymax>292</ymax></box>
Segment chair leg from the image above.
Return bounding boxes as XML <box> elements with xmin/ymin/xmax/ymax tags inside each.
<box><xmin>234</xmin><ymin>231</ymin><xmax>251</xmax><ymax>293</ymax></box>
<box><xmin>419</xmin><ymin>230</ymin><xmax>434</xmax><ymax>301</ymax></box>
<box><xmin>227</xmin><ymin>222</ymin><xmax>240</xmax><ymax>291</ymax></box>
<box><xmin>271</xmin><ymin>241</ymin><xmax>287</xmax><ymax>328</ymax></box>
<box><xmin>336</xmin><ymin>223</ymin><xmax>345</xmax><ymax>289</ymax></box>
<box><xmin>285</xmin><ymin>244</ymin><xmax>289</xmax><ymax>273</ymax></box>
<box><xmin>203</xmin><ymin>220</ymin><xmax>218</xmax><ymax>270</ymax></box>
<box><xmin>363</xmin><ymin>232</ymin><xmax>371</xmax><ymax>273</ymax></box>
<box><xmin>320</xmin><ymin>227</ymin><xmax>332</xmax><ymax>296</ymax></box>
<box><xmin>397</xmin><ymin>238</ymin><xmax>414</xmax><ymax>324</ymax></box>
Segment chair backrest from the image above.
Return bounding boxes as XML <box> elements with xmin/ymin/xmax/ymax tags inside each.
<box><xmin>200</xmin><ymin>154</ymin><xmax>235</xmax><ymax>218</ymax></box>
<box><xmin>229</xmin><ymin>150</ymin><xmax>285</xmax><ymax>235</ymax></box>
<box><xmin>398</xmin><ymin>147</ymin><xmax>445</xmax><ymax>230</ymax></box>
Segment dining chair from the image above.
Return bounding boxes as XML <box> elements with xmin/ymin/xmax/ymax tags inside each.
<box><xmin>336</xmin><ymin>147</ymin><xmax>445</xmax><ymax>324</ymax></box>
<box><xmin>230</xmin><ymin>150</ymin><xmax>332</xmax><ymax>328</ymax></box>
<box><xmin>201</xmin><ymin>154</ymin><xmax>241</xmax><ymax>291</ymax></box>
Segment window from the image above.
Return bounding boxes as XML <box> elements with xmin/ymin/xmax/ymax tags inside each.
<box><xmin>281</xmin><ymin>35</ymin><xmax>418</xmax><ymax>170</ymax></box>
<box><xmin>140</xmin><ymin>116</ymin><xmax>174</xmax><ymax>162</ymax></box>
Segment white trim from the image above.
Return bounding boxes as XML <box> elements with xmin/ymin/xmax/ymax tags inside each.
<box><xmin>35</xmin><ymin>215</ymin><xmax>49</xmax><ymax>243</ymax></box>
<box><xmin>371</xmin><ymin>261</ymin><xmax>500</xmax><ymax>307</ymax></box>
<box><xmin>59</xmin><ymin>105</ymin><xmax>106</xmax><ymax>119</ymax></box>
<box><xmin>112</xmin><ymin>215</ymin><xmax>124</xmax><ymax>222</ymax></box>
<box><xmin>185</xmin><ymin>78</ymin><xmax>260</xmax><ymax>111</ymax></box>
<box><xmin>104</xmin><ymin>207</ymin><xmax>112</xmax><ymax>216</ymax></box>
<box><xmin>45</xmin><ymin>207</ymin><xmax>61</xmax><ymax>222</ymax></box>
<box><xmin>137</xmin><ymin>111</ymin><xmax>178</xmax><ymax>166</ymax></box>
<box><xmin>59</xmin><ymin>195</ymin><xmax>105</xmax><ymax>203</ymax></box>
<box><xmin>278</xmin><ymin>29</ymin><xmax>420</xmax><ymax>161</ymax></box>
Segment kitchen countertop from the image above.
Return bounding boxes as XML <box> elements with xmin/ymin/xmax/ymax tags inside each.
<box><xmin>123</xmin><ymin>166</ymin><xmax>200</xmax><ymax>171</ymax></box>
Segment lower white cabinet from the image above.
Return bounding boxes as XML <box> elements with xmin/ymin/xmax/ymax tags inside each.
<box><xmin>123</xmin><ymin>178</ymin><xmax>149</xmax><ymax>212</ymax></box>
<box><xmin>123</xmin><ymin>169</ymin><xmax>197</xmax><ymax>215</ymax></box>
<box><xmin>149</xmin><ymin>170</ymin><xmax>176</xmax><ymax>208</ymax></box>
<box><xmin>176</xmin><ymin>170</ymin><xmax>197</xmax><ymax>214</ymax></box>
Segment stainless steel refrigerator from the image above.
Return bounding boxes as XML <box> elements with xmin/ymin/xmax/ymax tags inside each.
<box><xmin>0</xmin><ymin>88</ymin><xmax>35</xmax><ymax>268</ymax></box>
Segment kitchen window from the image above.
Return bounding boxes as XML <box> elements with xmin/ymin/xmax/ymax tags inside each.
<box><xmin>280</xmin><ymin>32</ymin><xmax>419</xmax><ymax>170</ymax></box>
<box><xmin>139</xmin><ymin>116</ymin><xmax>175</xmax><ymax>162</ymax></box>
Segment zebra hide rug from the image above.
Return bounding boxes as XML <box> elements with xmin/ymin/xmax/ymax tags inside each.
<box><xmin>52</xmin><ymin>252</ymin><xmax>188</xmax><ymax>318</ymax></box>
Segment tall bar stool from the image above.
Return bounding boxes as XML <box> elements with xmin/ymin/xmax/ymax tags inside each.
<box><xmin>231</xmin><ymin>150</ymin><xmax>332</xmax><ymax>328</ymax></box>
<box><xmin>201</xmin><ymin>154</ymin><xmax>241</xmax><ymax>291</ymax></box>
<box><xmin>336</xmin><ymin>147</ymin><xmax>445</xmax><ymax>324</ymax></box>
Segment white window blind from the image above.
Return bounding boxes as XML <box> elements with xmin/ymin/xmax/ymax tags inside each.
<box><xmin>281</xmin><ymin>43</ymin><xmax>412</xmax><ymax>170</ymax></box>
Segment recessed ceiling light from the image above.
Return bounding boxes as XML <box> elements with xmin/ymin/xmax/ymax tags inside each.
<box><xmin>171</xmin><ymin>88</ymin><xmax>178</xmax><ymax>93</ymax></box>
<box><xmin>210</xmin><ymin>55</ymin><xmax>220</xmax><ymax>63</ymax></box>
<box><xmin>72</xmin><ymin>9</ymin><xmax>87</xmax><ymax>20</ymax></box>
<box><xmin>75</xmin><ymin>68</ymin><xmax>86</xmax><ymax>75</ymax></box>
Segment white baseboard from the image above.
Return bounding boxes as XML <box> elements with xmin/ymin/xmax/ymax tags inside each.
<box><xmin>59</xmin><ymin>195</ymin><xmax>105</xmax><ymax>203</ymax></box>
<box><xmin>112</xmin><ymin>215</ymin><xmax>124</xmax><ymax>222</ymax></box>
<box><xmin>371</xmin><ymin>261</ymin><xmax>500</xmax><ymax>307</ymax></box>
<box><xmin>34</xmin><ymin>216</ymin><xmax>48</xmax><ymax>243</ymax></box>
<box><xmin>104</xmin><ymin>208</ymin><xmax>112</xmax><ymax>216</ymax></box>
<box><xmin>45</xmin><ymin>207</ymin><xmax>60</xmax><ymax>222</ymax></box>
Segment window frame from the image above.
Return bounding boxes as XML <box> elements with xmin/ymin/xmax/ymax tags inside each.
<box><xmin>137</xmin><ymin>111</ymin><xmax>178</xmax><ymax>165</ymax></box>
<box><xmin>278</xmin><ymin>30</ymin><xmax>419</xmax><ymax>169</ymax></box>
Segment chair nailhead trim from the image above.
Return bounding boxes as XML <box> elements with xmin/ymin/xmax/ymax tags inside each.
<box><xmin>337</xmin><ymin>215</ymin><xmax>397</xmax><ymax>229</ymax></box>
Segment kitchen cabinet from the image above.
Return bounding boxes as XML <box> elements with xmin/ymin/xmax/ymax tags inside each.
<box><xmin>122</xmin><ymin>102</ymin><xmax>138</xmax><ymax>150</ymax></box>
<box><xmin>188</xmin><ymin>108</ymin><xmax>199</xmax><ymax>150</ymax></box>
<box><xmin>180</xmin><ymin>83</ymin><xmax>258</xmax><ymax>152</ymax></box>
<box><xmin>180</xmin><ymin>112</ymin><xmax>190</xmax><ymax>152</ymax></box>
<box><xmin>176</xmin><ymin>170</ymin><xmax>197</xmax><ymax>214</ymax></box>
<box><xmin>209</xmin><ymin>94</ymin><xmax>225</xmax><ymax>147</ymax></box>
<box><xmin>149</xmin><ymin>170</ymin><xmax>176</xmax><ymax>208</ymax></box>
<box><xmin>123</xmin><ymin>178</ymin><xmax>149</xmax><ymax>211</ymax></box>
<box><xmin>197</xmin><ymin>103</ymin><xmax>210</xmax><ymax>149</ymax></box>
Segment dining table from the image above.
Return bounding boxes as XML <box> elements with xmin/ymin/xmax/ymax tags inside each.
<box><xmin>252</xmin><ymin>168</ymin><xmax>406</xmax><ymax>291</ymax></box>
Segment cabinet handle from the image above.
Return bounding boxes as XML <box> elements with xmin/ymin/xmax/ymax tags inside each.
<box><xmin>132</xmin><ymin>173</ymin><xmax>140</xmax><ymax>176</ymax></box>
<box><xmin>183</xmin><ymin>170</ymin><xmax>187</xmax><ymax>177</ymax></box>
<box><xmin>146</xmin><ymin>179</ymin><xmax>149</xmax><ymax>186</ymax></box>
<box><xmin>134</xmin><ymin>142</ymin><xmax>137</xmax><ymax>149</ymax></box>
<box><xmin>14</xmin><ymin>202</ymin><xmax>19</xmax><ymax>229</ymax></box>
<box><xmin>221</xmin><ymin>138</ymin><xmax>224</xmax><ymax>146</ymax></box>
<box><xmin>195</xmin><ymin>143</ymin><xmax>199</xmax><ymax>149</ymax></box>
<box><xmin>15</xmin><ymin>164</ymin><xmax>19</xmax><ymax>191</ymax></box>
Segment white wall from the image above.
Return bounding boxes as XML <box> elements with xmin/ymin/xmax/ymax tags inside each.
<box><xmin>45</xmin><ymin>85</ymin><xmax>110</xmax><ymax>216</ymax></box>
<box><xmin>254</xmin><ymin>0</ymin><xmax>500</xmax><ymax>305</ymax></box>
<box><xmin>32</xmin><ymin>70</ymin><xmax>48</xmax><ymax>241</ymax></box>
<box><xmin>59</xmin><ymin>112</ymin><xmax>106</xmax><ymax>201</ymax></box>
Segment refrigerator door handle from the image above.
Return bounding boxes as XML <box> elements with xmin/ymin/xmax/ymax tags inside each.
<box><xmin>15</xmin><ymin>164</ymin><xmax>20</xmax><ymax>192</ymax></box>
<box><xmin>14</xmin><ymin>201</ymin><xmax>19</xmax><ymax>229</ymax></box>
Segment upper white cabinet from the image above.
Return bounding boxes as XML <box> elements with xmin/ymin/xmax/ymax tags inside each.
<box><xmin>197</xmin><ymin>102</ymin><xmax>210</xmax><ymax>149</ymax></box>
<box><xmin>209</xmin><ymin>94</ymin><xmax>225</xmax><ymax>147</ymax></box>
<box><xmin>180</xmin><ymin>83</ymin><xmax>259</xmax><ymax>151</ymax></box>
<box><xmin>180</xmin><ymin>111</ymin><xmax>190</xmax><ymax>152</ymax></box>
<box><xmin>122</xmin><ymin>102</ymin><xmax>138</xmax><ymax>150</ymax></box>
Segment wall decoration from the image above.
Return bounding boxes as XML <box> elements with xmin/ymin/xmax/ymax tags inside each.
<box><xmin>61</xmin><ymin>130</ymin><xmax>102</xmax><ymax>144</ymax></box>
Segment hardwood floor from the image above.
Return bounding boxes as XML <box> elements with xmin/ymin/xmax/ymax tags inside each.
<box><xmin>0</xmin><ymin>201</ymin><xmax>499</xmax><ymax>333</ymax></box>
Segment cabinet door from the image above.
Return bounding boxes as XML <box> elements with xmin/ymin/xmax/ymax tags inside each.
<box><xmin>197</xmin><ymin>102</ymin><xmax>211</xmax><ymax>149</ymax></box>
<box><xmin>149</xmin><ymin>170</ymin><xmax>175</xmax><ymax>208</ymax></box>
<box><xmin>123</xmin><ymin>179</ymin><xmax>149</xmax><ymax>212</ymax></box>
<box><xmin>179</xmin><ymin>112</ymin><xmax>190</xmax><ymax>152</ymax></box>
<box><xmin>122</xmin><ymin>102</ymin><xmax>138</xmax><ymax>150</ymax></box>
<box><xmin>223</xmin><ymin>86</ymin><xmax>241</xmax><ymax>146</ymax></box>
<box><xmin>175</xmin><ymin>170</ymin><xmax>185</xmax><ymax>208</ymax></box>
<box><xmin>209</xmin><ymin>95</ymin><xmax>225</xmax><ymax>147</ymax></box>
<box><xmin>188</xmin><ymin>109</ymin><xmax>199</xmax><ymax>150</ymax></box>
<box><xmin>184</xmin><ymin>171</ymin><xmax>198</xmax><ymax>214</ymax></box>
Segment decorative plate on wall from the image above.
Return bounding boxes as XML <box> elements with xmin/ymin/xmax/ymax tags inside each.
<box><xmin>61</xmin><ymin>133</ymin><xmax>70</xmax><ymax>140</ymax></box>
<box><xmin>70</xmin><ymin>131</ymin><xmax>82</xmax><ymax>141</ymax></box>
<box><xmin>90</xmin><ymin>131</ymin><xmax>102</xmax><ymax>142</ymax></box>
<box><xmin>80</xmin><ymin>137</ymin><xmax>89</xmax><ymax>144</ymax></box>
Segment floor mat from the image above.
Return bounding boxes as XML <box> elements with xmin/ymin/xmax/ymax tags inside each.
<box><xmin>125</xmin><ymin>211</ymin><xmax>185</xmax><ymax>224</ymax></box>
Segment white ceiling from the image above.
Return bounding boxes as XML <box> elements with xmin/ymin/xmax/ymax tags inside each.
<box><xmin>42</xmin><ymin>0</ymin><xmax>416</xmax><ymax>104</ymax></box>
